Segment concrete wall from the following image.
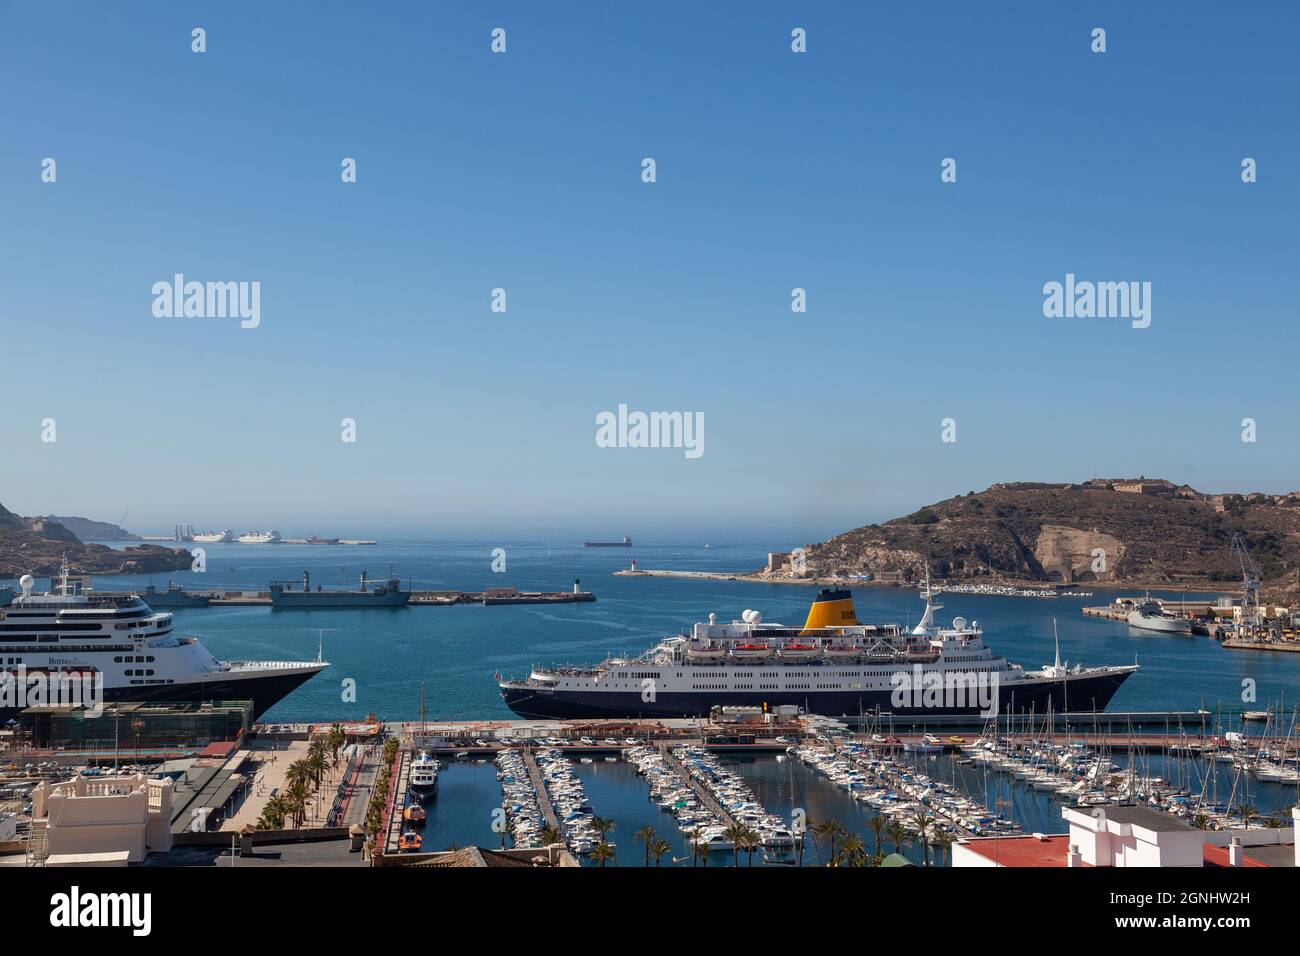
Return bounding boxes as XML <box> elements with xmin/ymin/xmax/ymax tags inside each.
<box><xmin>35</xmin><ymin>774</ymin><xmax>173</xmax><ymax>864</ymax></box>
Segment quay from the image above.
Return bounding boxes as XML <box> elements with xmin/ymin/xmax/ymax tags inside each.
<box><xmin>1223</xmin><ymin>638</ymin><xmax>1300</xmax><ymax>653</ymax></box>
<box><xmin>1082</xmin><ymin>599</ymin><xmax>1220</xmax><ymax>622</ymax></box>
<box><xmin>382</xmin><ymin>748</ymin><xmax>411</xmax><ymax>855</ymax></box>
<box><xmin>660</xmin><ymin>744</ymin><xmax>737</xmax><ymax>830</ymax></box>
<box><xmin>520</xmin><ymin>750</ymin><xmax>561</xmax><ymax>831</ymax></box>
<box><xmin>102</xmin><ymin>587</ymin><xmax>596</xmax><ymax>607</ymax></box>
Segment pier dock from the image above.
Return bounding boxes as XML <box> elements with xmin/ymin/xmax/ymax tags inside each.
<box><xmin>112</xmin><ymin>587</ymin><xmax>595</xmax><ymax>607</ymax></box>
<box><xmin>383</xmin><ymin>749</ymin><xmax>411</xmax><ymax>855</ymax></box>
<box><xmin>660</xmin><ymin>745</ymin><xmax>737</xmax><ymax>830</ymax></box>
<box><xmin>520</xmin><ymin>749</ymin><xmax>562</xmax><ymax>832</ymax></box>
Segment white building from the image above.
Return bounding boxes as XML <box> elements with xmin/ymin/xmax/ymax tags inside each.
<box><xmin>953</xmin><ymin>804</ymin><xmax>1300</xmax><ymax>868</ymax></box>
<box><xmin>31</xmin><ymin>773</ymin><xmax>174</xmax><ymax>865</ymax></box>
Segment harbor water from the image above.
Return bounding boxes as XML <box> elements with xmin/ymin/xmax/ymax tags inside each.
<box><xmin>41</xmin><ymin>539</ymin><xmax>1300</xmax><ymax>863</ymax></box>
<box><xmin>91</xmin><ymin>538</ymin><xmax>1300</xmax><ymax>724</ymax></box>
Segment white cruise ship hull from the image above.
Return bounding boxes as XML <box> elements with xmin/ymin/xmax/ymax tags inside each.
<box><xmin>0</xmin><ymin>569</ymin><xmax>326</xmax><ymax>720</ymax></box>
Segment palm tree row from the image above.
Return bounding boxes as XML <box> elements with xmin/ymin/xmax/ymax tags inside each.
<box><xmin>257</xmin><ymin>733</ymin><xmax>342</xmax><ymax>831</ymax></box>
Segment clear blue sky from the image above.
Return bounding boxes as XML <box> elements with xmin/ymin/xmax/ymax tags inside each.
<box><xmin>1</xmin><ymin>2</ymin><xmax>1297</xmax><ymax>541</ymax></box>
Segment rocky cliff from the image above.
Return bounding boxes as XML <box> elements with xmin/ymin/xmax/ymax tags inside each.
<box><xmin>798</xmin><ymin>479</ymin><xmax>1300</xmax><ymax>590</ymax></box>
<box><xmin>0</xmin><ymin>501</ymin><xmax>192</xmax><ymax>578</ymax></box>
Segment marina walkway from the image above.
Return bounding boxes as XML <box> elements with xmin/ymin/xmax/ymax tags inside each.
<box><xmin>660</xmin><ymin>745</ymin><xmax>736</xmax><ymax>830</ymax></box>
<box><xmin>520</xmin><ymin>750</ymin><xmax>561</xmax><ymax>831</ymax></box>
<box><xmin>383</xmin><ymin>750</ymin><xmax>411</xmax><ymax>854</ymax></box>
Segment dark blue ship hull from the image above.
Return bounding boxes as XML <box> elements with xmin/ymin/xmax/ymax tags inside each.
<box><xmin>501</xmin><ymin>670</ymin><xmax>1134</xmax><ymax>721</ymax></box>
<box><xmin>1</xmin><ymin>668</ymin><xmax>322</xmax><ymax>722</ymax></box>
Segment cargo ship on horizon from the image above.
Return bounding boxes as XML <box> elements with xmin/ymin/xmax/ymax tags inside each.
<box><xmin>584</xmin><ymin>535</ymin><xmax>631</xmax><ymax>548</ymax></box>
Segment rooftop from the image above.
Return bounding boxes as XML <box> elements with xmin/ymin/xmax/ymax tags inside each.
<box><xmin>959</xmin><ymin>834</ymin><xmax>1087</xmax><ymax>868</ymax></box>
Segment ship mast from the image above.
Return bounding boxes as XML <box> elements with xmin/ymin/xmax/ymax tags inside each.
<box><xmin>912</xmin><ymin>565</ymin><xmax>942</xmax><ymax>636</ymax></box>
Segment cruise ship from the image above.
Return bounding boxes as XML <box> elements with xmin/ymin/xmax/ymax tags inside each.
<box><xmin>0</xmin><ymin>568</ymin><xmax>327</xmax><ymax>719</ymax></box>
<box><xmin>499</xmin><ymin>583</ymin><xmax>1138</xmax><ymax>720</ymax></box>
<box><xmin>193</xmin><ymin>529</ymin><xmax>236</xmax><ymax>543</ymax></box>
<box><xmin>238</xmin><ymin>530</ymin><xmax>282</xmax><ymax>544</ymax></box>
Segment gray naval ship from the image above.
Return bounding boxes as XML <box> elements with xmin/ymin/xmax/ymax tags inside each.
<box><xmin>269</xmin><ymin>569</ymin><xmax>411</xmax><ymax>608</ymax></box>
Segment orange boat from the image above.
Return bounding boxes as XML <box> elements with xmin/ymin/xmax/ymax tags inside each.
<box><xmin>399</xmin><ymin>831</ymin><xmax>423</xmax><ymax>852</ymax></box>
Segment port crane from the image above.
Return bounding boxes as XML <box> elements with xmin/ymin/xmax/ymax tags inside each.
<box><xmin>1229</xmin><ymin>533</ymin><xmax>1265</xmax><ymax>639</ymax></box>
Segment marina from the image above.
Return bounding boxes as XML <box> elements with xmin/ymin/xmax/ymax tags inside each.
<box><xmin>5</xmin><ymin>540</ymin><xmax>1300</xmax><ymax>872</ymax></box>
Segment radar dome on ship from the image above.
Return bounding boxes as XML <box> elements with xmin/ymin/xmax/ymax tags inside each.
<box><xmin>19</xmin><ymin>574</ymin><xmax>35</xmax><ymax>592</ymax></box>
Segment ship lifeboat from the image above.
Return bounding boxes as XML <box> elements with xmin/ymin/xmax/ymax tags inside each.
<box><xmin>730</xmin><ymin>643</ymin><xmax>773</xmax><ymax>660</ymax></box>
<box><xmin>686</xmin><ymin>643</ymin><xmax>727</xmax><ymax>661</ymax></box>
<box><xmin>403</xmin><ymin>804</ymin><xmax>426</xmax><ymax>826</ymax></box>
<box><xmin>399</xmin><ymin>832</ymin><xmax>423</xmax><ymax>852</ymax></box>
<box><xmin>822</xmin><ymin>644</ymin><xmax>861</xmax><ymax>658</ymax></box>
<box><xmin>778</xmin><ymin>643</ymin><xmax>819</xmax><ymax>661</ymax></box>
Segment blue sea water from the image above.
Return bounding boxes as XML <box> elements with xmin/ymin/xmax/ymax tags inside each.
<box><xmin>62</xmin><ymin>539</ymin><xmax>1300</xmax><ymax>863</ymax></box>
<box><xmin>84</xmin><ymin>538</ymin><xmax>1300</xmax><ymax>724</ymax></box>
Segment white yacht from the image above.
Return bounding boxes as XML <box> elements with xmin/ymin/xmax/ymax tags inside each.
<box><xmin>409</xmin><ymin>751</ymin><xmax>439</xmax><ymax>793</ymax></box>
<box><xmin>0</xmin><ymin>567</ymin><xmax>326</xmax><ymax>719</ymax></box>
<box><xmin>237</xmin><ymin>530</ymin><xmax>282</xmax><ymax>544</ymax></box>
<box><xmin>1126</xmin><ymin>596</ymin><xmax>1191</xmax><ymax>634</ymax></box>
<box><xmin>192</xmin><ymin>529</ymin><xmax>236</xmax><ymax>543</ymax></box>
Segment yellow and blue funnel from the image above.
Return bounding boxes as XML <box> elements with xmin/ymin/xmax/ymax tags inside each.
<box><xmin>802</xmin><ymin>588</ymin><xmax>858</xmax><ymax>631</ymax></box>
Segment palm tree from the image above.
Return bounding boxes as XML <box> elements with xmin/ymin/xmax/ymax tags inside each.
<box><xmin>648</xmin><ymin>835</ymin><xmax>671</xmax><ymax>866</ymax></box>
<box><xmin>868</xmin><ymin>850</ymin><xmax>888</xmax><ymax>867</ymax></box>
<box><xmin>283</xmin><ymin>781</ymin><xmax>309</xmax><ymax>829</ymax></box>
<box><xmin>1192</xmin><ymin>813</ymin><xmax>1211</xmax><ymax>830</ymax></box>
<box><xmin>867</xmin><ymin>814</ymin><xmax>887</xmax><ymax>857</ymax></box>
<box><xmin>257</xmin><ymin>796</ymin><xmax>287</xmax><ymax>830</ymax></box>
<box><xmin>1237</xmin><ymin>803</ymin><xmax>1258</xmax><ymax>830</ymax></box>
<box><xmin>932</xmin><ymin>829</ymin><xmax>955</xmax><ymax>867</ymax></box>
<box><xmin>691</xmin><ymin>833</ymin><xmax>709</xmax><ymax>867</ymax></box>
<box><xmin>634</xmin><ymin>825</ymin><xmax>658</xmax><ymax>866</ymax></box>
<box><xmin>592</xmin><ymin>816</ymin><xmax>616</xmax><ymax>842</ymax></box>
<box><xmin>838</xmin><ymin>834</ymin><xmax>866</xmax><ymax>867</ymax></box>
<box><xmin>740</xmin><ymin>826</ymin><xmax>761</xmax><ymax>866</ymax></box>
<box><xmin>540</xmin><ymin>824</ymin><xmax>562</xmax><ymax>847</ymax></box>
<box><xmin>911</xmin><ymin>812</ymin><xmax>935</xmax><ymax>866</ymax></box>
<box><xmin>1261</xmin><ymin>815</ymin><xmax>1287</xmax><ymax>829</ymax></box>
<box><xmin>886</xmin><ymin>821</ymin><xmax>910</xmax><ymax>858</ymax></box>
<box><xmin>724</xmin><ymin>823</ymin><xmax>747</xmax><ymax>867</ymax></box>
<box><xmin>811</xmin><ymin>819</ymin><xmax>845</xmax><ymax>864</ymax></box>
<box><xmin>590</xmin><ymin>839</ymin><xmax>616</xmax><ymax>868</ymax></box>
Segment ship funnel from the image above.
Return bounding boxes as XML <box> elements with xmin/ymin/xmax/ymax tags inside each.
<box><xmin>802</xmin><ymin>589</ymin><xmax>858</xmax><ymax>631</ymax></box>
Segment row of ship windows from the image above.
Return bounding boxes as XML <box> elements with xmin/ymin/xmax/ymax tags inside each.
<box><xmin>0</xmin><ymin>608</ymin><xmax>152</xmax><ymax>620</ymax></box>
<box><xmin>0</xmin><ymin>645</ymin><xmax>137</xmax><ymax>654</ymax></box>
<box><xmin>0</xmin><ymin>633</ymin><xmax>164</xmax><ymax>643</ymax></box>
<box><xmin>624</xmin><ymin>671</ymin><xmax>987</xmax><ymax>686</ymax></box>
<box><xmin>125</xmin><ymin>669</ymin><xmax>155</xmax><ymax>676</ymax></box>
<box><xmin>129</xmin><ymin>679</ymin><xmax>172</xmax><ymax>684</ymax></box>
<box><xmin>0</xmin><ymin>618</ymin><xmax>162</xmax><ymax>632</ymax></box>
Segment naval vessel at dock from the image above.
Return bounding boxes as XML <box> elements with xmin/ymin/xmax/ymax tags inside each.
<box><xmin>269</xmin><ymin>570</ymin><xmax>411</xmax><ymax>608</ymax></box>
